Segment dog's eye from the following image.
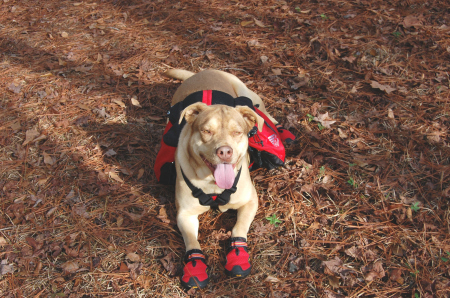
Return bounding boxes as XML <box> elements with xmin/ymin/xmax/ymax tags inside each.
<box><xmin>202</xmin><ymin>129</ymin><xmax>211</xmax><ymax>135</ymax></box>
<box><xmin>233</xmin><ymin>131</ymin><xmax>243</xmax><ymax>137</ymax></box>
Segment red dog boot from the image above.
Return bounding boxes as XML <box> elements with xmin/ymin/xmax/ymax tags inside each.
<box><xmin>224</xmin><ymin>237</ymin><xmax>251</xmax><ymax>278</ymax></box>
<box><xmin>276</xmin><ymin>124</ymin><xmax>296</xmax><ymax>144</ymax></box>
<box><xmin>180</xmin><ymin>249</ymin><xmax>209</xmax><ymax>289</ymax></box>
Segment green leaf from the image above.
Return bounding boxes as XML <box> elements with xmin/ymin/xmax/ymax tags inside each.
<box><xmin>320</xmin><ymin>14</ymin><xmax>328</xmax><ymax>20</ymax></box>
<box><xmin>295</xmin><ymin>7</ymin><xmax>301</xmax><ymax>12</ymax></box>
<box><xmin>411</xmin><ymin>202</ymin><xmax>420</xmax><ymax>212</ymax></box>
<box><xmin>306</xmin><ymin>114</ymin><xmax>314</xmax><ymax>122</ymax></box>
<box><xmin>266</xmin><ymin>214</ymin><xmax>282</xmax><ymax>227</ymax></box>
<box><xmin>441</xmin><ymin>257</ymin><xmax>449</xmax><ymax>262</ymax></box>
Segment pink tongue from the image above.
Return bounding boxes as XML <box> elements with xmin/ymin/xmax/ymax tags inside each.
<box><xmin>214</xmin><ymin>164</ymin><xmax>235</xmax><ymax>189</ymax></box>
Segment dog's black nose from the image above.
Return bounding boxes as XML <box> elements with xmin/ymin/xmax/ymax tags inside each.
<box><xmin>216</xmin><ymin>146</ymin><xmax>233</xmax><ymax>162</ymax></box>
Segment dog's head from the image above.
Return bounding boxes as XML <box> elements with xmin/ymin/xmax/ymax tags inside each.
<box><xmin>179</xmin><ymin>103</ymin><xmax>264</xmax><ymax>189</ymax></box>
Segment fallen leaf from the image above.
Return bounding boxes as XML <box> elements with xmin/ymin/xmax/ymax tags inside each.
<box><xmin>389</xmin><ymin>268</ymin><xmax>404</xmax><ymax>284</ymax></box>
<box><xmin>254</xmin><ymin>18</ymin><xmax>266</xmax><ymax>27</ymax></box>
<box><xmin>260</xmin><ymin>55</ymin><xmax>269</xmax><ymax>64</ymax></box>
<box><xmin>0</xmin><ymin>260</ymin><xmax>14</xmax><ymax>276</ymax></box>
<box><xmin>402</xmin><ymin>15</ymin><xmax>423</xmax><ymax>28</ymax></box>
<box><xmin>131</xmin><ymin>96</ymin><xmax>141</xmax><ymax>107</ymax></box>
<box><xmin>61</xmin><ymin>31</ymin><xmax>69</xmax><ymax>38</ymax></box>
<box><xmin>137</xmin><ymin>168</ymin><xmax>145</xmax><ymax>180</ymax></box>
<box><xmin>116</xmin><ymin>215</ymin><xmax>124</xmax><ymax>227</ymax></box>
<box><xmin>112</xmin><ymin>99</ymin><xmax>126</xmax><ymax>108</ymax></box>
<box><xmin>61</xmin><ymin>261</ymin><xmax>79</xmax><ymax>273</ymax></box>
<box><xmin>328</xmin><ymin>275</ymin><xmax>340</xmax><ymax>288</ymax></box>
<box><xmin>370</xmin><ymin>81</ymin><xmax>396</xmax><ymax>94</ymax></box>
<box><xmin>127</xmin><ymin>262</ymin><xmax>143</xmax><ymax>280</ymax></box>
<box><xmin>160</xmin><ymin>252</ymin><xmax>177</xmax><ymax>275</ymax></box>
<box><xmin>241</xmin><ymin>20</ymin><xmax>253</xmax><ymax>27</ymax></box>
<box><xmin>313</xmin><ymin>112</ymin><xmax>336</xmax><ymax>128</ymax></box>
<box><xmin>109</xmin><ymin>171</ymin><xmax>124</xmax><ymax>183</ymax></box>
<box><xmin>157</xmin><ymin>206</ymin><xmax>170</xmax><ymax>224</ymax></box>
<box><xmin>93</xmin><ymin>107</ymin><xmax>110</xmax><ymax>118</ymax></box>
<box><xmin>105</xmin><ymin>148</ymin><xmax>117</xmax><ymax>157</ymax></box>
<box><xmin>77</xmin><ymin>104</ymin><xmax>90</xmax><ymax>110</ymax></box>
<box><xmin>265</xmin><ymin>275</ymin><xmax>280</xmax><ymax>283</ymax></box>
<box><xmin>73</xmin><ymin>204</ymin><xmax>91</xmax><ymax>218</ymax></box>
<box><xmin>0</xmin><ymin>237</ymin><xmax>7</xmax><ymax>247</ymax></box>
<box><xmin>363</xmin><ymin>261</ymin><xmax>385</xmax><ymax>281</ymax></box>
<box><xmin>387</xmin><ymin>108</ymin><xmax>395</xmax><ymax>119</ymax></box>
<box><xmin>126</xmin><ymin>252</ymin><xmax>140</xmax><ymax>262</ymax></box>
<box><xmin>272</xmin><ymin>68</ymin><xmax>282</xmax><ymax>76</ymax></box>
<box><xmin>337</xmin><ymin>128</ymin><xmax>348</xmax><ymax>139</ymax></box>
<box><xmin>8</xmin><ymin>82</ymin><xmax>23</xmax><ymax>94</ymax></box>
<box><xmin>147</xmin><ymin>115</ymin><xmax>163</xmax><ymax>121</ymax></box>
<box><xmin>43</xmin><ymin>151</ymin><xmax>55</xmax><ymax>165</ymax></box>
<box><xmin>322</xmin><ymin>257</ymin><xmax>343</xmax><ymax>276</ymax></box>
<box><xmin>23</xmin><ymin>129</ymin><xmax>40</xmax><ymax>145</ymax></box>
<box><xmin>10</xmin><ymin>121</ymin><xmax>21</xmax><ymax>130</ymax></box>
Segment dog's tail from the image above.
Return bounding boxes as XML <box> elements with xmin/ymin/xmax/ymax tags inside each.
<box><xmin>163</xmin><ymin>69</ymin><xmax>195</xmax><ymax>81</ymax></box>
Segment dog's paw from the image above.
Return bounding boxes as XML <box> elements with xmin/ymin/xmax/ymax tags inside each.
<box><xmin>181</xmin><ymin>249</ymin><xmax>209</xmax><ymax>289</ymax></box>
<box><xmin>224</xmin><ymin>237</ymin><xmax>251</xmax><ymax>278</ymax></box>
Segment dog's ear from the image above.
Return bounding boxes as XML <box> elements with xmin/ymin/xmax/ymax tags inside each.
<box><xmin>179</xmin><ymin>102</ymin><xmax>208</xmax><ymax>124</ymax></box>
<box><xmin>235</xmin><ymin>106</ymin><xmax>264</xmax><ymax>132</ymax></box>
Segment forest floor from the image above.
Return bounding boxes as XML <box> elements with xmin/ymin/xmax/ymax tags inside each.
<box><xmin>1</xmin><ymin>0</ymin><xmax>449</xmax><ymax>297</ymax></box>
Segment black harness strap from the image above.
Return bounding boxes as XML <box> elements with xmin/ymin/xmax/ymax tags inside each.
<box><xmin>180</xmin><ymin>167</ymin><xmax>242</xmax><ymax>209</ymax></box>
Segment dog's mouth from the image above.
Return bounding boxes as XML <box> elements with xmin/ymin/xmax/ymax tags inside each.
<box><xmin>201</xmin><ymin>156</ymin><xmax>236</xmax><ymax>189</ymax></box>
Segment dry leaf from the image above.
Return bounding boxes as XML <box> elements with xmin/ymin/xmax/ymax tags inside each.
<box><xmin>126</xmin><ymin>252</ymin><xmax>140</xmax><ymax>262</ymax></box>
<box><xmin>370</xmin><ymin>81</ymin><xmax>396</xmax><ymax>94</ymax></box>
<box><xmin>43</xmin><ymin>151</ymin><xmax>55</xmax><ymax>165</ymax></box>
<box><xmin>272</xmin><ymin>68</ymin><xmax>282</xmax><ymax>76</ymax></box>
<box><xmin>8</xmin><ymin>82</ymin><xmax>23</xmax><ymax>94</ymax></box>
<box><xmin>241</xmin><ymin>20</ymin><xmax>253</xmax><ymax>27</ymax></box>
<box><xmin>390</xmin><ymin>268</ymin><xmax>404</xmax><ymax>284</ymax></box>
<box><xmin>116</xmin><ymin>215</ymin><xmax>124</xmax><ymax>227</ymax></box>
<box><xmin>61</xmin><ymin>261</ymin><xmax>78</xmax><ymax>273</ymax></box>
<box><xmin>363</xmin><ymin>261</ymin><xmax>385</xmax><ymax>281</ymax></box>
<box><xmin>147</xmin><ymin>115</ymin><xmax>163</xmax><ymax>121</ymax></box>
<box><xmin>265</xmin><ymin>275</ymin><xmax>280</xmax><ymax>283</ymax></box>
<box><xmin>260</xmin><ymin>55</ymin><xmax>269</xmax><ymax>64</ymax></box>
<box><xmin>402</xmin><ymin>15</ymin><xmax>423</xmax><ymax>28</ymax></box>
<box><xmin>10</xmin><ymin>121</ymin><xmax>21</xmax><ymax>130</ymax></box>
<box><xmin>157</xmin><ymin>206</ymin><xmax>170</xmax><ymax>224</ymax></box>
<box><xmin>137</xmin><ymin>168</ymin><xmax>145</xmax><ymax>180</ymax></box>
<box><xmin>112</xmin><ymin>99</ymin><xmax>126</xmax><ymax>108</ymax></box>
<box><xmin>77</xmin><ymin>104</ymin><xmax>90</xmax><ymax>110</ymax></box>
<box><xmin>109</xmin><ymin>171</ymin><xmax>124</xmax><ymax>183</ymax></box>
<box><xmin>387</xmin><ymin>108</ymin><xmax>395</xmax><ymax>119</ymax></box>
<box><xmin>61</xmin><ymin>31</ymin><xmax>69</xmax><ymax>38</ymax></box>
<box><xmin>254</xmin><ymin>18</ymin><xmax>266</xmax><ymax>27</ymax></box>
<box><xmin>105</xmin><ymin>148</ymin><xmax>117</xmax><ymax>157</ymax></box>
<box><xmin>0</xmin><ymin>237</ymin><xmax>7</xmax><ymax>247</ymax></box>
<box><xmin>131</xmin><ymin>96</ymin><xmax>141</xmax><ymax>107</ymax></box>
<box><xmin>93</xmin><ymin>107</ymin><xmax>110</xmax><ymax>118</ymax></box>
<box><xmin>313</xmin><ymin>112</ymin><xmax>336</xmax><ymax>128</ymax></box>
<box><xmin>23</xmin><ymin>129</ymin><xmax>40</xmax><ymax>145</ymax></box>
<box><xmin>0</xmin><ymin>260</ymin><xmax>14</xmax><ymax>276</ymax></box>
<box><xmin>337</xmin><ymin>128</ymin><xmax>348</xmax><ymax>139</ymax></box>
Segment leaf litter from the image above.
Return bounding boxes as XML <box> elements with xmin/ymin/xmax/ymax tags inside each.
<box><xmin>0</xmin><ymin>0</ymin><xmax>449</xmax><ymax>297</ymax></box>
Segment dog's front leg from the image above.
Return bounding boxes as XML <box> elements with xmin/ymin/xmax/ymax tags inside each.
<box><xmin>176</xmin><ymin>210</ymin><xmax>201</xmax><ymax>250</ymax></box>
<box><xmin>177</xmin><ymin>209</ymin><xmax>211</xmax><ymax>289</ymax></box>
<box><xmin>224</xmin><ymin>196</ymin><xmax>257</xmax><ymax>278</ymax></box>
<box><xmin>231</xmin><ymin>196</ymin><xmax>258</xmax><ymax>238</ymax></box>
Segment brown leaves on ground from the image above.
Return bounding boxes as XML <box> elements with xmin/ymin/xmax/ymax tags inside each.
<box><xmin>1</xmin><ymin>0</ymin><xmax>449</xmax><ymax>297</ymax></box>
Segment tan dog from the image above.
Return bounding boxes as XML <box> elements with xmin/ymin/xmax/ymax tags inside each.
<box><xmin>164</xmin><ymin>69</ymin><xmax>277</xmax><ymax>289</ymax></box>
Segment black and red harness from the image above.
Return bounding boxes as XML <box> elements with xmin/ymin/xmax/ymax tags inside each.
<box><xmin>154</xmin><ymin>90</ymin><xmax>287</xmax><ymax>207</ymax></box>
